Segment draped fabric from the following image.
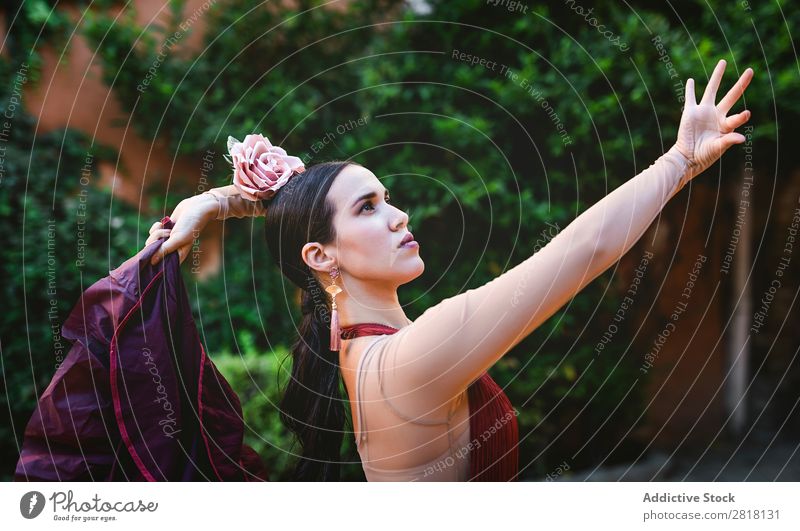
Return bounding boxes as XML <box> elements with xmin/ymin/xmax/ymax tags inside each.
<box><xmin>340</xmin><ymin>323</ymin><xmax>519</xmax><ymax>481</ymax></box>
<box><xmin>15</xmin><ymin>217</ymin><xmax>268</xmax><ymax>482</ymax></box>
<box><xmin>466</xmin><ymin>372</ymin><xmax>519</xmax><ymax>481</ymax></box>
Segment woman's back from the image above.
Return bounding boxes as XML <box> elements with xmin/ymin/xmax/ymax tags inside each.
<box><xmin>341</xmin><ymin>333</ymin><xmax>472</xmax><ymax>481</ymax></box>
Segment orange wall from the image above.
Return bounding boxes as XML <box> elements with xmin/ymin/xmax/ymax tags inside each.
<box><xmin>11</xmin><ymin>0</ymin><xmax>226</xmax><ymax>276</ymax></box>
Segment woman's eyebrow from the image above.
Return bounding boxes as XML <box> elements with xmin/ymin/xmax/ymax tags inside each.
<box><xmin>351</xmin><ymin>187</ymin><xmax>389</xmax><ymax>208</ymax></box>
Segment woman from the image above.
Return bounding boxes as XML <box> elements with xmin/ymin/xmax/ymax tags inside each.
<box><xmin>18</xmin><ymin>59</ymin><xmax>753</xmax><ymax>482</ymax></box>
<box><xmin>155</xmin><ymin>59</ymin><xmax>753</xmax><ymax>481</ymax></box>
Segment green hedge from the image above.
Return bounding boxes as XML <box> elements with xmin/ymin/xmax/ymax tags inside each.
<box><xmin>213</xmin><ymin>332</ymin><xmax>365</xmax><ymax>481</ymax></box>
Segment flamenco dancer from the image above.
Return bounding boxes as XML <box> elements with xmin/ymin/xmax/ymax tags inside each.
<box><xmin>16</xmin><ymin>60</ymin><xmax>753</xmax><ymax>481</ymax></box>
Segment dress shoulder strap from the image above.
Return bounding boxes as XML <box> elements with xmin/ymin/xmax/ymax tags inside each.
<box><xmin>374</xmin><ymin>340</ymin><xmax>463</xmax><ymax>426</ymax></box>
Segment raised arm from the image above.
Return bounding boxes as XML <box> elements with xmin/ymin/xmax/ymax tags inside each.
<box><xmin>382</xmin><ymin>60</ymin><xmax>754</xmax><ymax>404</ymax></box>
<box><xmin>147</xmin><ymin>133</ymin><xmax>301</xmax><ymax>264</ymax></box>
<box><xmin>146</xmin><ymin>185</ymin><xmax>265</xmax><ymax>265</ymax></box>
<box><xmin>203</xmin><ymin>184</ymin><xmax>266</xmax><ymax>220</ymax></box>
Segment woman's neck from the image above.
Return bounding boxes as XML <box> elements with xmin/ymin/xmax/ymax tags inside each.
<box><xmin>336</xmin><ymin>281</ymin><xmax>411</xmax><ymax>330</ymax></box>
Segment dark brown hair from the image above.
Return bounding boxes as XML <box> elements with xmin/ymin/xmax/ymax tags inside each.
<box><xmin>264</xmin><ymin>160</ymin><xmax>358</xmax><ymax>481</ymax></box>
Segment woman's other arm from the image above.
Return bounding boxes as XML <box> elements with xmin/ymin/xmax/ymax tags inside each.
<box><xmin>147</xmin><ymin>185</ymin><xmax>265</xmax><ymax>265</ymax></box>
<box><xmin>202</xmin><ymin>185</ymin><xmax>266</xmax><ymax>220</ymax></box>
<box><xmin>382</xmin><ymin>60</ymin><xmax>754</xmax><ymax>405</ymax></box>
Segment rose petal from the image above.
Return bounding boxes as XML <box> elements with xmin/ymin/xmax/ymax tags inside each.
<box><xmin>250</xmin><ymin>162</ymin><xmax>279</xmax><ymax>185</ymax></box>
<box><xmin>236</xmin><ymin>161</ymin><xmax>265</xmax><ymax>189</ymax></box>
<box><xmin>251</xmin><ymin>140</ymin><xmax>269</xmax><ymax>160</ymax></box>
<box><xmin>243</xmin><ymin>163</ymin><xmax>270</xmax><ymax>189</ymax></box>
<box><xmin>282</xmin><ymin>155</ymin><xmax>304</xmax><ymax>171</ymax></box>
<box><xmin>227</xmin><ymin>133</ymin><xmax>303</xmax><ymax>199</ymax></box>
<box><xmin>267</xmin><ymin>146</ymin><xmax>288</xmax><ymax>157</ymax></box>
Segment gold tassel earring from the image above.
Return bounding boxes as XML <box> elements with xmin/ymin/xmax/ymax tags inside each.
<box><xmin>326</xmin><ymin>267</ymin><xmax>342</xmax><ymax>351</ymax></box>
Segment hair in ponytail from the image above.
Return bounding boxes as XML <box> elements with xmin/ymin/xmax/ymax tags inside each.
<box><xmin>263</xmin><ymin>160</ymin><xmax>357</xmax><ymax>481</ymax></box>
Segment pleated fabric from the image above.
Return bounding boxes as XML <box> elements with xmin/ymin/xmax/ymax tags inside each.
<box><xmin>14</xmin><ymin>217</ymin><xmax>269</xmax><ymax>482</ymax></box>
<box><xmin>340</xmin><ymin>323</ymin><xmax>519</xmax><ymax>481</ymax></box>
<box><xmin>466</xmin><ymin>371</ymin><xmax>519</xmax><ymax>481</ymax></box>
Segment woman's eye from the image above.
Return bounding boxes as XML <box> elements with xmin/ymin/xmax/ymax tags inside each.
<box><xmin>361</xmin><ymin>196</ymin><xmax>390</xmax><ymax>213</ymax></box>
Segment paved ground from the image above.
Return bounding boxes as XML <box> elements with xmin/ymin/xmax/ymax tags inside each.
<box><xmin>548</xmin><ymin>374</ymin><xmax>800</xmax><ymax>482</ymax></box>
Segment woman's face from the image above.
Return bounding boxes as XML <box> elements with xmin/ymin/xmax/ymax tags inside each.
<box><xmin>306</xmin><ymin>163</ymin><xmax>424</xmax><ymax>288</ymax></box>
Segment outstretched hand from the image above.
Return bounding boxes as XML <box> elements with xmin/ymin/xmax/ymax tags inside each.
<box><xmin>674</xmin><ymin>59</ymin><xmax>754</xmax><ymax>177</ymax></box>
<box><xmin>145</xmin><ymin>193</ymin><xmax>219</xmax><ymax>265</ymax></box>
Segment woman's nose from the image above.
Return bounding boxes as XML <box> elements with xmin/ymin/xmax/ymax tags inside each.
<box><xmin>391</xmin><ymin>208</ymin><xmax>409</xmax><ymax>231</ymax></box>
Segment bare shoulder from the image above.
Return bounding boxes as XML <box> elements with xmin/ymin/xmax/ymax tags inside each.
<box><xmin>338</xmin><ymin>335</ymin><xmax>385</xmax><ymax>388</ymax></box>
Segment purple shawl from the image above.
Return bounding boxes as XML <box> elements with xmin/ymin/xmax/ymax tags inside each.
<box><xmin>14</xmin><ymin>217</ymin><xmax>268</xmax><ymax>481</ymax></box>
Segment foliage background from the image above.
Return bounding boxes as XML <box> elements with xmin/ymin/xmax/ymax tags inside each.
<box><xmin>1</xmin><ymin>0</ymin><xmax>797</xmax><ymax>480</ymax></box>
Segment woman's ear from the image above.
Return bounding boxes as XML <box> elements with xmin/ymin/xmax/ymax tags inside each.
<box><xmin>301</xmin><ymin>241</ymin><xmax>336</xmax><ymax>274</ymax></box>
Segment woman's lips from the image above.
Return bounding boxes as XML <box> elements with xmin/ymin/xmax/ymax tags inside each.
<box><xmin>399</xmin><ymin>232</ymin><xmax>415</xmax><ymax>247</ymax></box>
<box><xmin>400</xmin><ymin>240</ymin><xmax>419</xmax><ymax>248</ymax></box>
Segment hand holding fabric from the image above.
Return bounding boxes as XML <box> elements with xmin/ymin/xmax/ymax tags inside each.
<box><xmin>146</xmin><ymin>193</ymin><xmax>218</xmax><ymax>265</ymax></box>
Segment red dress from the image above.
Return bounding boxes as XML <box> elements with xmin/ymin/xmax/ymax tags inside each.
<box><xmin>341</xmin><ymin>323</ymin><xmax>519</xmax><ymax>481</ymax></box>
<box><xmin>14</xmin><ymin>217</ymin><xmax>268</xmax><ymax>481</ymax></box>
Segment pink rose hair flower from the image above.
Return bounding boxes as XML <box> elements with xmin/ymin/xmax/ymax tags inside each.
<box><xmin>223</xmin><ymin>134</ymin><xmax>305</xmax><ymax>201</ymax></box>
